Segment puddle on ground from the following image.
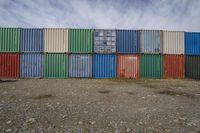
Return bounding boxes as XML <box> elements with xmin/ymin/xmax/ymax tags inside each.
<box><xmin>33</xmin><ymin>94</ymin><xmax>55</xmax><ymax>99</ymax></box>
<box><xmin>98</xmin><ymin>90</ymin><xmax>111</xmax><ymax>94</ymax></box>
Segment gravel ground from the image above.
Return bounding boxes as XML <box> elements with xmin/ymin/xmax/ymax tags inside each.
<box><xmin>0</xmin><ymin>78</ymin><xmax>200</xmax><ymax>133</ymax></box>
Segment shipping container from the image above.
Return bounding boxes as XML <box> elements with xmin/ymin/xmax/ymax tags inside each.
<box><xmin>45</xmin><ymin>53</ymin><xmax>68</xmax><ymax>78</ymax></box>
<box><xmin>116</xmin><ymin>30</ymin><xmax>140</xmax><ymax>53</ymax></box>
<box><xmin>185</xmin><ymin>32</ymin><xmax>200</xmax><ymax>55</ymax></box>
<box><xmin>20</xmin><ymin>53</ymin><xmax>43</xmax><ymax>78</ymax></box>
<box><xmin>163</xmin><ymin>31</ymin><xmax>184</xmax><ymax>54</ymax></box>
<box><xmin>0</xmin><ymin>28</ymin><xmax>20</xmax><ymax>52</ymax></box>
<box><xmin>94</xmin><ymin>29</ymin><xmax>116</xmax><ymax>53</ymax></box>
<box><xmin>140</xmin><ymin>54</ymin><xmax>163</xmax><ymax>79</ymax></box>
<box><xmin>140</xmin><ymin>30</ymin><xmax>162</xmax><ymax>54</ymax></box>
<box><xmin>20</xmin><ymin>29</ymin><xmax>43</xmax><ymax>52</ymax></box>
<box><xmin>163</xmin><ymin>55</ymin><xmax>185</xmax><ymax>79</ymax></box>
<box><xmin>69</xmin><ymin>54</ymin><xmax>92</xmax><ymax>78</ymax></box>
<box><xmin>185</xmin><ymin>56</ymin><xmax>200</xmax><ymax>79</ymax></box>
<box><xmin>69</xmin><ymin>29</ymin><xmax>93</xmax><ymax>53</ymax></box>
<box><xmin>44</xmin><ymin>28</ymin><xmax>68</xmax><ymax>53</ymax></box>
<box><xmin>0</xmin><ymin>53</ymin><xmax>19</xmax><ymax>78</ymax></box>
<box><xmin>93</xmin><ymin>54</ymin><xmax>116</xmax><ymax>78</ymax></box>
<box><xmin>117</xmin><ymin>54</ymin><xmax>139</xmax><ymax>79</ymax></box>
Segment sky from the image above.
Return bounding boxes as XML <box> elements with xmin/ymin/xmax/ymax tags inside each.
<box><xmin>0</xmin><ymin>0</ymin><xmax>200</xmax><ymax>31</ymax></box>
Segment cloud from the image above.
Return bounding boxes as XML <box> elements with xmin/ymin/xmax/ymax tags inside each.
<box><xmin>0</xmin><ymin>0</ymin><xmax>199</xmax><ymax>31</ymax></box>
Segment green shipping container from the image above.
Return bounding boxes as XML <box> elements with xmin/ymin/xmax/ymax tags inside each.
<box><xmin>0</xmin><ymin>28</ymin><xmax>20</xmax><ymax>52</ymax></box>
<box><xmin>140</xmin><ymin>54</ymin><xmax>163</xmax><ymax>79</ymax></box>
<box><xmin>69</xmin><ymin>29</ymin><xmax>93</xmax><ymax>53</ymax></box>
<box><xmin>45</xmin><ymin>53</ymin><xmax>68</xmax><ymax>78</ymax></box>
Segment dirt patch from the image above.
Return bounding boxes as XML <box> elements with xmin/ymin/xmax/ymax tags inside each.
<box><xmin>0</xmin><ymin>80</ymin><xmax>17</xmax><ymax>83</ymax></box>
<box><xmin>156</xmin><ymin>90</ymin><xmax>196</xmax><ymax>99</ymax></box>
<box><xmin>126</xmin><ymin>91</ymin><xmax>134</xmax><ymax>95</ymax></box>
<box><xmin>98</xmin><ymin>90</ymin><xmax>111</xmax><ymax>94</ymax></box>
<box><xmin>32</xmin><ymin>94</ymin><xmax>55</xmax><ymax>99</ymax></box>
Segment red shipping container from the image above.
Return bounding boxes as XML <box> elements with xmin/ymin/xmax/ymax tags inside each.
<box><xmin>164</xmin><ymin>55</ymin><xmax>185</xmax><ymax>79</ymax></box>
<box><xmin>117</xmin><ymin>54</ymin><xmax>140</xmax><ymax>79</ymax></box>
<box><xmin>0</xmin><ymin>53</ymin><xmax>19</xmax><ymax>78</ymax></box>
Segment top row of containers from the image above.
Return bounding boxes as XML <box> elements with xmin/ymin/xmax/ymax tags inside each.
<box><xmin>0</xmin><ymin>28</ymin><xmax>200</xmax><ymax>55</ymax></box>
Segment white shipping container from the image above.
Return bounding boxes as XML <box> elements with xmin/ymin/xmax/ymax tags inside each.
<box><xmin>163</xmin><ymin>31</ymin><xmax>184</xmax><ymax>54</ymax></box>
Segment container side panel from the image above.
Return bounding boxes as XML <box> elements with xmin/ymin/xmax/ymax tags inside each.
<box><xmin>185</xmin><ymin>56</ymin><xmax>200</xmax><ymax>79</ymax></box>
<box><xmin>185</xmin><ymin>32</ymin><xmax>200</xmax><ymax>55</ymax></box>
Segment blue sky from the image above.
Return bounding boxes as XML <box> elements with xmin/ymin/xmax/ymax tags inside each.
<box><xmin>0</xmin><ymin>0</ymin><xmax>199</xmax><ymax>31</ymax></box>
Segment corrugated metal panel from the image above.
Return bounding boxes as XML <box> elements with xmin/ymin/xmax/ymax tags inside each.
<box><xmin>20</xmin><ymin>53</ymin><xmax>43</xmax><ymax>78</ymax></box>
<box><xmin>185</xmin><ymin>56</ymin><xmax>200</xmax><ymax>79</ymax></box>
<box><xmin>163</xmin><ymin>55</ymin><xmax>185</xmax><ymax>79</ymax></box>
<box><xmin>0</xmin><ymin>28</ymin><xmax>20</xmax><ymax>52</ymax></box>
<box><xmin>140</xmin><ymin>54</ymin><xmax>163</xmax><ymax>79</ymax></box>
<box><xmin>141</xmin><ymin>30</ymin><xmax>162</xmax><ymax>54</ymax></box>
<box><xmin>44</xmin><ymin>28</ymin><xmax>68</xmax><ymax>53</ymax></box>
<box><xmin>93</xmin><ymin>54</ymin><xmax>116</xmax><ymax>78</ymax></box>
<box><xmin>163</xmin><ymin>31</ymin><xmax>184</xmax><ymax>54</ymax></box>
<box><xmin>0</xmin><ymin>53</ymin><xmax>19</xmax><ymax>78</ymax></box>
<box><xmin>45</xmin><ymin>53</ymin><xmax>68</xmax><ymax>78</ymax></box>
<box><xmin>117</xmin><ymin>54</ymin><xmax>139</xmax><ymax>79</ymax></box>
<box><xmin>69</xmin><ymin>29</ymin><xmax>93</xmax><ymax>53</ymax></box>
<box><xmin>94</xmin><ymin>29</ymin><xmax>116</xmax><ymax>53</ymax></box>
<box><xmin>185</xmin><ymin>32</ymin><xmax>200</xmax><ymax>55</ymax></box>
<box><xmin>116</xmin><ymin>30</ymin><xmax>140</xmax><ymax>53</ymax></box>
<box><xmin>69</xmin><ymin>54</ymin><xmax>92</xmax><ymax>77</ymax></box>
<box><xmin>20</xmin><ymin>29</ymin><xmax>43</xmax><ymax>52</ymax></box>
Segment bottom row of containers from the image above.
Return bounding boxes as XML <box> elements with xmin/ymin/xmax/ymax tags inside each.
<box><xmin>0</xmin><ymin>53</ymin><xmax>200</xmax><ymax>79</ymax></box>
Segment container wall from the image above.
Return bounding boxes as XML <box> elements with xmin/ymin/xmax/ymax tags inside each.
<box><xmin>185</xmin><ymin>32</ymin><xmax>200</xmax><ymax>55</ymax></box>
<box><xmin>163</xmin><ymin>55</ymin><xmax>185</xmax><ymax>79</ymax></box>
<box><xmin>94</xmin><ymin>30</ymin><xmax>116</xmax><ymax>53</ymax></box>
<box><xmin>185</xmin><ymin>56</ymin><xmax>200</xmax><ymax>79</ymax></box>
<box><xmin>69</xmin><ymin>54</ymin><xmax>92</xmax><ymax>77</ymax></box>
<box><xmin>45</xmin><ymin>53</ymin><xmax>68</xmax><ymax>78</ymax></box>
<box><xmin>20</xmin><ymin>53</ymin><xmax>43</xmax><ymax>78</ymax></box>
<box><xmin>117</xmin><ymin>54</ymin><xmax>139</xmax><ymax>79</ymax></box>
<box><xmin>69</xmin><ymin>29</ymin><xmax>93</xmax><ymax>53</ymax></box>
<box><xmin>140</xmin><ymin>54</ymin><xmax>163</xmax><ymax>79</ymax></box>
<box><xmin>0</xmin><ymin>53</ymin><xmax>19</xmax><ymax>78</ymax></box>
<box><xmin>141</xmin><ymin>30</ymin><xmax>162</xmax><ymax>54</ymax></box>
<box><xmin>116</xmin><ymin>30</ymin><xmax>140</xmax><ymax>53</ymax></box>
<box><xmin>163</xmin><ymin>31</ymin><xmax>184</xmax><ymax>54</ymax></box>
<box><xmin>0</xmin><ymin>28</ymin><xmax>20</xmax><ymax>52</ymax></box>
<box><xmin>44</xmin><ymin>28</ymin><xmax>68</xmax><ymax>53</ymax></box>
<box><xmin>93</xmin><ymin>54</ymin><xmax>116</xmax><ymax>78</ymax></box>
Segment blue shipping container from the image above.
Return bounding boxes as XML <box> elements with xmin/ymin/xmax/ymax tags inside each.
<box><xmin>185</xmin><ymin>32</ymin><xmax>200</xmax><ymax>55</ymax></box>
<box><xmin>20</xmin><ymin>29</ymin><xmax>43</xmax><ymax>52</ymax></box>
<box><xmin>69</xmin><ymin>54</ymin><xmax>92</xmax><ymax>78</ymax></box>
<box><xmin>20</xmin><ymin>53</ymin><xmax>43</xmax><ymax>78</ymax></box>
<box><xmin>117</xmin><ymin>30</ymin><xmax>140</xmax><ymax>53</ymax></box>
<box><xmin>93</xmin><ymin>54</ymin><xmax>116</xmax><ymax>78</ymax></box>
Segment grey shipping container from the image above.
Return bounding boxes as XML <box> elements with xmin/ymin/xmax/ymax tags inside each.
<box><xmin>185</xmin><ymin>56</ymin><xmax>200</xmax><ymax>79</ymax></box>
<box><xmin>94</xmin><ymin>29</ymin><xmax>116</xmax><ymax>53</ymax></box>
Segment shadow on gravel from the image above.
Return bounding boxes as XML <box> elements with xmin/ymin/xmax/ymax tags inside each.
<box><xmin>156</xmin><ymin>90</ymin><xmax>196</xmax><ymax>99</ymax></box>
<box><xmin>0</xmin><ymin>80</ymin><xmax>17</xmax><ymax>83</ymax></box>
<box><xmin>98</xmin><ymin>90</ymin><xmax>111</xmax><ymax>94</ymax></box>
<box><xmin>32</xmin><ymin>94</ymin><xmax>55</xmax><ymax>99</ymax></box>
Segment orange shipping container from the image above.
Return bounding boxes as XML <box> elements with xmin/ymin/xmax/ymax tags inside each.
<box><xmin>117</xmin><ymin>55</ymin><xmax>140</xmax><ymax>79</ymax></box>
<box><xmin>164</xmin><ymin>55</ymin><xmax>185</xmax><ymax>79</ymax></box>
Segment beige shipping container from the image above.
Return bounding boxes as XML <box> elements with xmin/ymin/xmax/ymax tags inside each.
<box><xmin>163</xmin><ymin>31</ymin><xmax>184</xmax><ymax>54</ymax></box>
<box><xmin>44</xmin><ymin>28</ymin><xmax>68</xmax><ymax>53</ymax></box>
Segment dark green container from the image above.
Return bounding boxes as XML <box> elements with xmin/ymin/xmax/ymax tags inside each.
<box><xmin>140</xmin><ymin>54</ymin><xmax>163</xmax><ymax>79</ymax></box>
<box><xmin>0</xmin><ymin>28</ymin><xmax>20</xmax><ymax>52</ymax></box>
<box><xmin>69</xmin><ymin>29</ymin><xmax>93</xmax><ymax>53</ymax></box>
<box><xmin>45</xmin><ymin>53</ymin><xmax>68</xmax><ymax>78</ymax></box>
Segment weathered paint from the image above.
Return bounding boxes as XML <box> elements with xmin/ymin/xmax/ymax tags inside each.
<box><xmin>163</xmin><ymin>31</ymin><xmax>184</xmax><ymax>54</ymax></box>
<box><xmin>45</xmin><ymin>53</ymin><xmax>68</xmax><ymax>78</ymax></box>
<box><xmin>69</xmin><ymin>54</ymin><xmax>92</xmax><ymax>77</ymax></box>
<box><xmin>185</xmin><ymin>32</ymin><xmax>200</xmax><ymax>55</ymax></box>
<box><xmin>94</xmin><ymin>29</ymin><xmax>116</xmax><ymax>53</ymax></box>
<box><xmin>0</xmin><ymin>53</ymin><xmax>19</xmax><ymax>78</ymax></box>
<box><xmin>140</xmin><ymin>30</ymin><xmax>162</xmax><ymax>54</ymax></box>
<box><xmin>163</xmin><ymin>55</ymin><xmax>185</xmax><ymax>79</ymax></box>
<box><xmin>185</xmin><ymin>56</ymin><xmax>200</xmax><ymax>79</ymax></box>
<box><xmin>20</xmin><ymin>29</ymin><xmax>43</xmax><ymax>52</ymax></box>
<box><xmin>69</xmin><ymin>29</ymin><xmax>93</xmax><ymax>53</ymax></box>
<box><xmin>117</xmin><ymin>54</ymin><xmax>139</xmax><ymax>79</ymax></box>
<box><xmin>20</xmin><ymin>53</ymin><xmax>43</xmax><ymax>78</ymax></box>
<box><xmin>93</xmin><ymin>54</ymin><xmax>116</xmax><ymax>78</ymax></box>
<box><xmin>0</xmin><ymin>28</ymin><xmax>20</xmax><ymax>52</ymax></box>
<box><xmin>44</xmin><ymin>28</ymin><xmax>68</xmax><ymax>53</ymax></box>
<box><xmin>140</xmin><ymin>54</ymin><xmax>163</xmax><ymax>79</ymax></box>
<box><xmin>116</xmin><ymin>30</ymin><xmax>140</xmax><ymax>53</ymax></box>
